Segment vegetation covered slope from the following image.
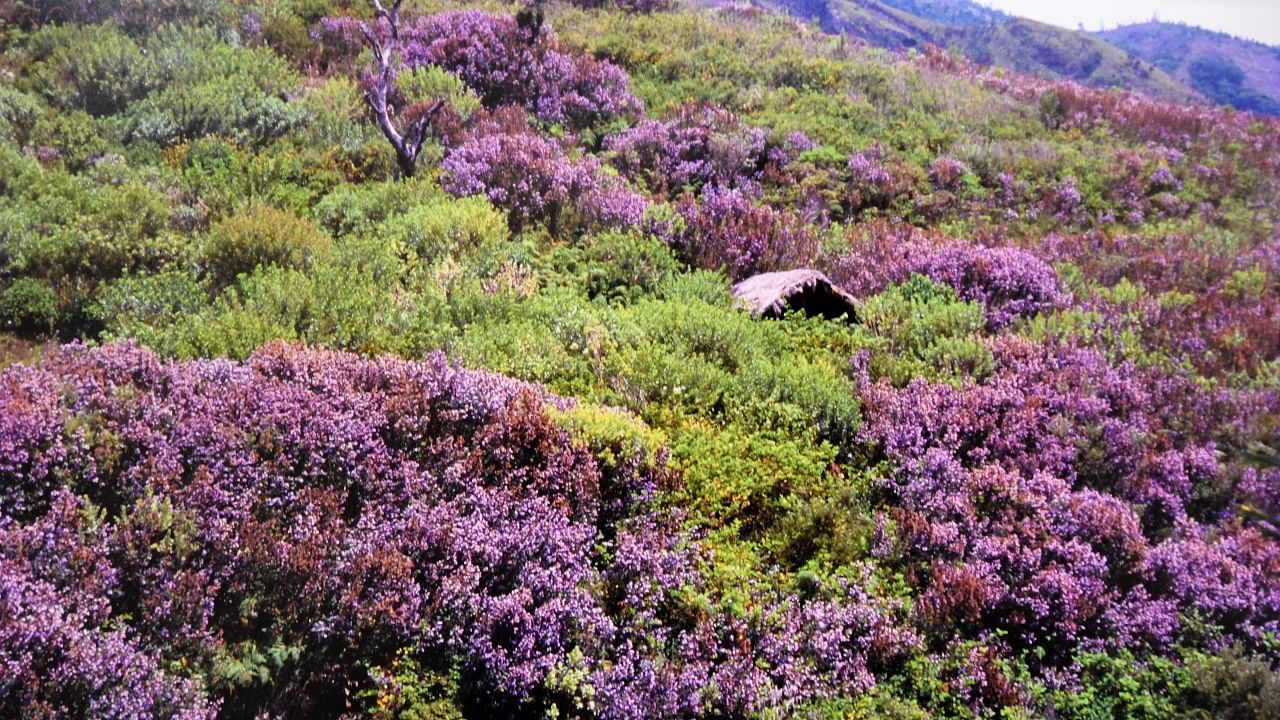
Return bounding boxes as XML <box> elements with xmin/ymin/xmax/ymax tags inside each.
<box><xmin>875</xmin><ymin>0</ymin><xmax>1002</xmax><ymax>27</ymax></box>
<box><xmin>1099</xmin><ymin>21</ymin><xmax>1280</xmax><ymax>115</ymax></box>
<box><xmin>1</xmin><ymin>0</ymin><xmax>1279</xmax><ymax>717</ymax></box>
<box><xmin>709</xmin><ymin>0</ymin><xmax>1201</xmax><ymax>103</ymax></box>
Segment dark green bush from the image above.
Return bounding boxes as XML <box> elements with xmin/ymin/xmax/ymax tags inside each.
<box><xmin>1179</xmin><ymin>645</ymin><xmax>1280</xmax><ymax>720</ymax></box>
<box><xmin>0</xmin><ymin>87</ymin><xmax>43</xmax><ymax>146</ymax></box>
<box><xmin>546</xmin><ymin>231</ymin><xmax>680</xmax><ymax>303</ymax></box>
<box><xmin>26</xmin><ymin>23</ymin><xmax>152</xmax><ymax>116</ymax></box>
<box><xmin>0</xmin><ymin>278</ymin><xmax>59</xmax><ymax>335</ymax></box>
<box><xmin>376</xmin><ymin>195</ymin><xmax>508</xmax><ymax>269</ymax></box>
<box><xmin>28</xmin><ymin>108</ymin><xmax>104</xmax><ymax>170</ymax></box>
<box><xmin>312</xmin><ymin>178</ymin><xmax>444</xmax><ymax>238</ymax></box>
<box><xmin>94</xmin><ymin>271</ymin><xmax>207</xmax><ymax>341</ymax></box>
<box><xmin>0</xmin><ymin>160</ymin><xmax>179</xmax><ymax>293</ymax></box>
<box><xmin>672</xmin><ymin>424</ymin><xmax>841</xmax><ymax>542</ymax></box>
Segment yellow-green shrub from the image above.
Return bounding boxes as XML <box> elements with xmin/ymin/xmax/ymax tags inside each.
<box><xmin>198</xmin><ymin>206</ymin><xmax>331</xmax><ymax>289</ymax></box>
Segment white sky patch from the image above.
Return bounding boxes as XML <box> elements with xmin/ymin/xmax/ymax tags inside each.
<box><xmin>975</xmin><ymin>0</ymin><xmax>1280</xmax><ymax>46</ymax></box>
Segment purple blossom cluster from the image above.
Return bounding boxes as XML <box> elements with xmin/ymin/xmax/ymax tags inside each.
<box><xmin>578</xmin><ymin>174</ymin><xmax>651</xmax><ymax>231</ymax></box>
<box><xmin>604</xmin><ymin>104</ymin><xmax>779</xmax><ymax>196</ymax></box>
<box><xmin>907</xmin><ymin>243</ymin><xmax>1068</xmax><ymax>328</ymax></box>
<box><xmin>845</xmin><ymin>143</ymin><xmax>908</xmax><ymax>212</ymax></box>
<box><xmin>1035</xmin><ymin>230</ymin><xmax>1280</xmax><ymax>377</ymax></box>
<box><xmin>442</xmin><ymin>121</ymin><xmax>596</xmax><ymax>234</ymax></box>
<box><xmin>859</xmin><ymin>336</ymin><xmax>1280</xmax><ymax>663</ymax></box>
<box><xmin>827</xmin><ymin>231</ymin><xmax>1067</xmax><ymax>328</ymax></box>
<box><xmin>315</xmin><ymin>10</ymin><xmax>641</xmax><ymax>130</ymax></box>
<box><xmin>928</xmin><ymin>156</ymin><xmax>968</xmax><ymax>192</ymax></box>
<box><xmin>0</xmin><ymin>342</ymin><xmax>916</xmax><ymax>716</ymax></box>
<box><xmin>440</xmin><ymin>110</ymin><xmax>649</xmax><ymax>234</ymax></box>
<box><xmin>661</xmin><ymin>186</ymin><xmax>818</xmax><ymax>280</ymax></box>
<box><xmin>2</xmin><ymin>537</ymin><xmax>216</xmax><ymax>719</ymax></box>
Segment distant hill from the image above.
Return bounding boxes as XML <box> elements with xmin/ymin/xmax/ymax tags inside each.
<box><xmin>951</xmin><ymin>17</ymin><xmax>1199</xmax><ymax>103</ymax></box>
<box><xmin>875</xmin><ymin>0</ymin><xmax>1003</xmax><ymax>27</ymax></box>
<box><xmin>706</xmin><ymin>0</ymin><xmax>1203</xmax><ymax>104</ymax></box>
<box><xmin>1099</xmin><ymin>22</ymin><xmax>1280</xmax><ymax>115</ymax></box>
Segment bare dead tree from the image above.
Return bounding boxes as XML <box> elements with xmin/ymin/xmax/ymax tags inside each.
<box><xmin>359</xmin><ymin>0</ymin><xmax>443</xmax><ymax>178</ymax></box>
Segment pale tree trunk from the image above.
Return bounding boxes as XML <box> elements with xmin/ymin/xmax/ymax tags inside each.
<box><xmin>360</xmin><ymin>0</ymin><xmax>442</xmax><ymax>178</ymax></box>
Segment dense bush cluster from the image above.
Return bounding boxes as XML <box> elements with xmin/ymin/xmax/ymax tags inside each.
<box><xmin>0</xmin><ymin>343</ymin><xmax>914</xmax><ymax>717</ymax></box>
<box><xmin>315</xmin><ymin>8</ymin><xmax>641</xmax><ymax>132</ymax></box>
<box><xmin>2</xmin><ymin>0</ymin><xmax>1279</xmax><ymax>717</ymax></box>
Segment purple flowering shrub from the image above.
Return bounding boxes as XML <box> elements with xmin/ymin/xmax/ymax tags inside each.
<box><xmin>2</xmin><ymin>508</ymin><xmax>216</xmax><ymax>719</ymax></box>
<box><xmin>0</xmin><ymin>342</ymin><xmax>919</xmax><ymax>717</ymax></box>
<box><xmin>659</xmin><ymin>186</ymin><xmax>819</xmax><ymax>280</ymax></box>
<box><xmin>826</xmin><ymin>225</ymin><xmax>1066</xmax><ymax>328</ymax></box>
<box><xmin>318</xmin><ymin>9</ymin><xmax>641</xmax><ymax>131</ymax></box>
<box><xmin>440</xmin><ymin>109</ymin><xmax>649</xmax><ymax>234</ymax></box>
<box><xmin>908</xmin><ymin>244</ymin><xmax>1067</xmax><ymax>329</ymax></box>
<box><xmin>1037</xmin><ymin>231</ymin><xmax>1280</xmax><ymax>377</ymax></box>
<box><xmin>859</xmin><ymin>335</ymin><xmax>1280</xmax><ymax>665</ymax></box>
<box><xmin>441</xmin><ymin>112</ymin><xmax>596</xmax><ymax>234</ymax></box>
<box><xmin>604</xmin><ymin>103</ymin><xmax>780</xmax><ymax>196</ymax></box>
<box><xmin>845</xmin><ymin>143</ymin><xmax>914</xmax><ymax>213</ymax></box>
<box><xmin>928</xmin><ymin>156</ymin><xmax>968</xmax><ymax>192</ymax></box>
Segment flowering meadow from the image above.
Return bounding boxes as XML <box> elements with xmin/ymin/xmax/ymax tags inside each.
<box><xmin>1</xmin><ymin>0</ymin><xmax>1279</xmax><ymax>717</ymax></box>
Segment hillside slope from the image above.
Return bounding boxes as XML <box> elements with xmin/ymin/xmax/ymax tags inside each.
<box><xmin>1099</xmin><ymin>21</ymin><xmax>1280</xmax><ymax>115</ymax></box>
<box><xmin>717</xmin><ymin>0</ymin><xmax>1201</xmax><ymax>103</ymax></box>
<box><xmin>954</xmin><ymin>17</ymin><xmax>1198</xmax><ymax>102</ymax></box>
<box><xmin>876</xmin><ymin>0</ymin><xmax>1003</xmax><ymax>27</ymax></box>
<box><xmin>2</xmin><ymin>0</ymin><xmax>1279</xmax><ymax>716</ymax></box>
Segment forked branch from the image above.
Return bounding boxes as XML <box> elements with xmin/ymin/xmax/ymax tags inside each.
<box><xmin>360</xmin><ymin>0</ymin><xmax>443</xmax><ymax>177</ymax></box>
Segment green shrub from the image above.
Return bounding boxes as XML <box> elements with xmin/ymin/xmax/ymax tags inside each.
<box><xmin>28</xmin><ymin>108</ymin><xmax>103</xmax><ymax>170</ymax></box>
<box><xmin>312</xmin><ymin>178</ymin><xmax>445</xmax><ymax>238</ymax></box>
<box><xmin>26</xmin><ymin>23</ymin><xmax>152</xmax><ymax>116</ymax></box>
<box><xmin>608</xmin><ymin>336</ymin><xmax>733</xmax><ymax>421</ymax></box>
<box><xmin>299</xmin><ymin>77</ymin><xmax>373</xmax><ymax>153</ymax></box>
<box><xmin>128</xmin><ymin>79</ymin><xmax>306</xmax><ymax>146</ymax></box>
<box><xmin>177</xmin><ymin>137</ymin><xmax>249</xmax><ymax>220</ymax></box>
<box><xmin>0</xmin><ymin>163</ymin><xmax>180</xmax><ymax>289</ymax></box>
<box><xmin>856</xmin><ymin>274</ymin><xmax>994</xmax><ymax>385</ymax></box>
<box><xmin>1048</xmin><ymin>651</ymin><xmax>1184</xmax><ymax>720</ymax></box>
<box><xmin>1178</xmin><ymin>645</ymin><xmax>1280</xmax><ymax>720</ymax></box>
<box><xmin>87</xmin><ymin>179</ymin><xmax>173</xmax><ymax>248</ymax></box>
<box><xmin>0</xmin><ymin>87</ymin><xmax>43</xmax><ymax>146</ymax></box>
<box><xmin>376</xmin><ymin>195</ymin><xmax>507</xmax><ymax>269</ymax></box>
<box><xmin>0</xmin><ymin>278</ymin><xmax>58</xmax><ymax>335</ymax></box>
<box><xmin>125</xmin><ymin>26</ymin><xmax>306</xmax><ymax>145</ymax></box>
<box><xmin>160</xmin><ymin>305</ymin><xmax>299</xmax><ymax>361</ymax></box>
<box><xmin>546</xmin><ymin>231</ymin><xmax>680</xmax><ymax>303</ymax></box>
<box><xmin>672</xmin><ymin>424</ymin><xmax>839</xmax><ymax>542</ymax></box>
<box><xmin>126</xmin><ymin>254</ymin><xmax>419</xmax><ymax>360</ymax></box>
<box><xmin>725</xmin><ymin>354</ymin><xmax>861</xmax><ymax>446</ymax></box>
<box><xmin>198</xmin><ymin>206</ymin><xmax>332</xmax><ymax>289</ymax></box>
<box><xmin>397</xmin><ymin>66</ymin><xmax>481</xmax><ymax>122</ymax></box>
<box><xmin>94</xmin><ymin>271</ymin><xmax>207</xmax><ymax>341</ymax></box>
<box><xmin>655</xmin><ymin>269</ymin><xmax>735</xmax><ymax>308</ymax></box>
<box><xmin>455</xmin><ymin>289</ymin><xmax>610</xmax><ymax>397</ymax></box>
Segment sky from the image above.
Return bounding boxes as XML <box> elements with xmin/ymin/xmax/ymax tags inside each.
<box><xmin>975</xmin><ymin>0</ymin><xmax>1280</xmax><ymax>46</ymax></box>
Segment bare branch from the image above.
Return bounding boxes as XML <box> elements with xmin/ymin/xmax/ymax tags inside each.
<box><xmin>407</xmin><ymin>100</ymin><xmax>446</xmax><ymax>163</ymax></box>
<box><xmin>355</xmin><ymin>0</ymin><xmax>429</xmax><ymax>177</ymax></box>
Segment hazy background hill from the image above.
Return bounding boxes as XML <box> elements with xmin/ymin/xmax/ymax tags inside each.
<box><xmin>724</xmin><ymin>0</ymin><xmax>1203</xmax><ymax>104</ymax></box>
<box><xmin>1099</xmin><ymin>21</ymin><xmax>1280</xmax><ymax>115</ymax></box>
<box><xmin>875</xmin><ymin>0</ymin><xmax>1003</xmax><ymax>26</ymax></box>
